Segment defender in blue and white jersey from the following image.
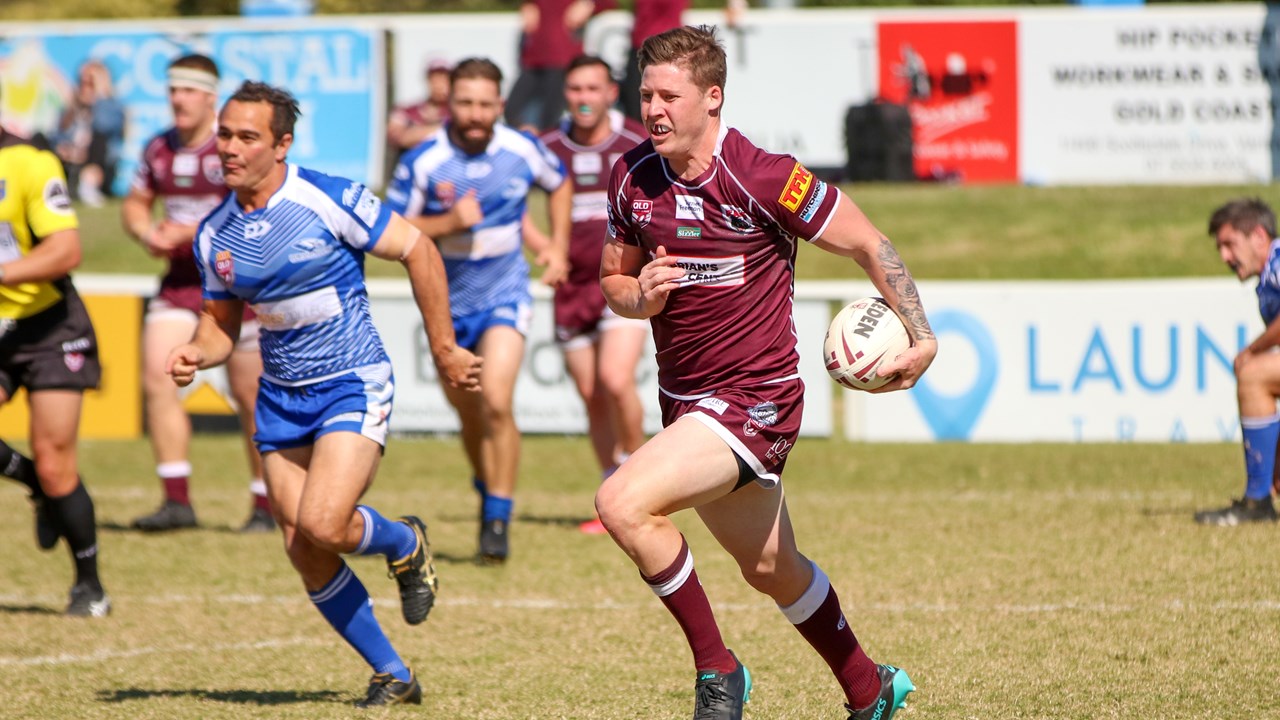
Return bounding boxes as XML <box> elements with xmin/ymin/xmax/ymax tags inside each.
<box><xmin>387</xmin><ymin>58</ymin><xmax>572</xmax><ymax>564</ymax></box>
<box><xmin>168</xmin><ymin>82</ymin><xmax>481</xmax><ymax>707</ymax></box>
<box><xmin>1199</xmin><ymin>198</ymin><xmax>1280</xmax><ymax>526</ymax></box>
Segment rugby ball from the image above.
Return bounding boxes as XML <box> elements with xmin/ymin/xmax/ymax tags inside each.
<box><xmin>823</xmin><ymin>297</ymin><xmax>911</xmax><ymax>391</ymax></box>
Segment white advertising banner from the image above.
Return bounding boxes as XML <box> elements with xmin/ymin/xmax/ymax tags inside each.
<box><xmin>846</xmin><ymin>279</ymin><xmax>1263</xmax><ymax>443</ymax></box>
<box><xmin>369</xmin><ymin>282</ymin><xmax>833</xmax><ymax>437</ymax></box>
<box><xmin>388</xmin><ymin>10</ymin><xmax>878</xmax><ymax>169</ymax></box>
<box><xmin>1019</xmin><ymin>6</ymin><xmax>1275</xmax><ymax>185</ymax></box>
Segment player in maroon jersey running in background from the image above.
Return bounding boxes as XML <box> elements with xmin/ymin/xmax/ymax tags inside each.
<box><xmin>598</xmin><ymin>26</ymin><xmax>936</xmax><ymax>720</ymax></box>
<box><xmin>537</xmin><ymin>55</ymin><xmax>648</xmax><ymax>535</ymax></box>
<box><xmin>121</xmin><ymin>54</ymin><xmax>272</xmax><ymax>533</ymax></box>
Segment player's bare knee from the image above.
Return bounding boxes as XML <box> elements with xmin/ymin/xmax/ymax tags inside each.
<box><xmin>296</xmin><ymin>512</ymin><xmax>348</xmax><ymax>551</ymax></box>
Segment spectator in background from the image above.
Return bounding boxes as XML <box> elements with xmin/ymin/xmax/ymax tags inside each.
<box><xmin>537</xmin><ymin>55</ymin><xmax>648</xmax><ymax>535</ymax></box>
<box><xmin>1197</xmin><ymin>198</ymin><xmax>1280</xmax><ymax>525</ymax></box>
<box><xmin>53</xmin><ymin>60</ymin><xmax>124</xmax><ymax>207</ymax></box>
<box><xmin>505</xmin><ymin>0</ymin><xmax>614</xmax><ymax>134</ymax></box>
<box><xmin>620</xmin><ymin>0</ymin><xmax>744</xmax><ymax>122</ymax></box>
<box><xmin>387</xmin><ymin>59</ymin><xmax>452</xmax><ymax>158</ymax></box>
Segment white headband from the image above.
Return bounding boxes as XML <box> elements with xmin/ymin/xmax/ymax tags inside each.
<box><xmin>168</xmin><ymin>67</ymin><xmax>218</xmax><ymax>94</ymax></box>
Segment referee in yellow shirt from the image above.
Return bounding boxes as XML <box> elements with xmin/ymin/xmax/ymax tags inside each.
<box><xmin>0</xmin><ymin>114</ymin><xmax>109</xmax><ymax>617</ymax></box>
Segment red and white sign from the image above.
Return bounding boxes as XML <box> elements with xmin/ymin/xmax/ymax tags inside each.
<box><xmin>878</xmin><ymin>20</ymin><xmax>1019</xmax><ymax>183</ymax></box>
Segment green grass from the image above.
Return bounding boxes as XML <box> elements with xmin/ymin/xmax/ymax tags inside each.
<box><xmin>77</xmin><ymin>183</ymin><xmax>1272</xmax><ymax>282</ymax></box>
<box><xmin>3</xmin><ymin>436</ymin><xmax>1278</xmax><ymax>719</ymax></box>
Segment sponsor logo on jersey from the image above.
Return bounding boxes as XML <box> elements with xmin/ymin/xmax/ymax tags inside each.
<box><xmin>676</xmin><ymin>226</ymin><xmax>701</xmax><ymax>238</ymax></box>
<box><xmin>173</xmin><ymin>153</ymin><xmax>199</xmax><ymax>177</ymax></box>
<box><xmin>765</xmin><ymin>437</ymin><xmax>793</xmax><ymax>464</ymax></box>
<box><xmin>289</xmin><ymin>238</ymin><xmax>333</xmax><ymax>263</ymax></box>
<box><xmin>244</xmin><ymin>220</ymin><xmax>272</xmax><ymax>239</ymax></box>
<box><xmin>670</xmin><ymin>253</ymin><xmax>745</xmax><ymax>287</ymax></box>
<box><xmin>215</xmin><ymin>250</ymin><xmax>235</xmax><ymax>284</ymax></box>
<box><xmin>465</xmin><ymin>162</ymin><xmax>492</xmax><ymax>179</ymax></box>
<box><xmin>696</xmin><ymin>397</ymin><xmax>729</xmax><ymax>415</ymax></box>
<box><xmin>436</xmin><ymin>181</ymin><xmax>456</xmax><ymax>206</ymax></box>
<box><xmin>632</xmin><ymin>199</ymin><xmax>653</xmax><ymax>228</ymax></box>
<box><xmin>719</xmin><ymin>204</ymin><xmax>756</xmax><ymax>234</ymax></box>
<box><xmin>64</xmin><ymin>352</ymin><xmax>85</xmax><ymax>372</ymax></box>
<box><xmin>0</xmin><ymin>180</ymin><xmax>6</xmax><ymax>200</ymax></box>
<box><xmin>43</xmin><ymin>178</ymin><xmax>72</xmax><ymax>215</ymax></box>
<box><xmin>778</xmin><ymin>161</ymin><xmax>814</xmax><ymax>213</ymax></box>
<box><xmin>743</xmin><ymin>401</ymin><xmax>779</xmax><ymax>437</ymax></box>
<box><xmin>354</xmin><ymin>188</ymin><xmax>383</xmax><ymax>227</ymax></box>
<box><xmin>502</xmin><ymin>178</ymin><xmax>530</xmax><ymax>200</ymax></box>
<box><xmin>799</xmin><ymin>180</ymin><xmax>828</xmax><ymax>222</ymax></box>
<box><xmin>203</xmin><ymin>155</ymin><xmax>224</xmax><ymax>185</ymax></box>
<box><xmin>675</xmin><ymin>195</ymin><xmax>704</xmax><ymax>220</ymax></box>
<box><xmin>573</xmin><ymin>152</ymin><xmax>602</xmax><ymax>175</ymax></box>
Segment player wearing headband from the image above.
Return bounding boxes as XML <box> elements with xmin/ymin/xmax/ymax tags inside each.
<box><xmin>121</xmin><ymin>54</ymin><xmax>271</xmax><ymax>533</ymax></box>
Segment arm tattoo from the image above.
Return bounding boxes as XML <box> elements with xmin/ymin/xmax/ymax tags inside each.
<box><xmin>876</xmin><ymin>235</ymin><xmax>935</xmax><ymax>341</ymax></box>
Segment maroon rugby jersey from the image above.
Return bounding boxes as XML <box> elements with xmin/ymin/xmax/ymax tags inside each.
<box><xmin>606</xmin><ymin>125</ymin><xmax>839</xmax><ymax>396</ymax></box>
<box><xmin>542</xmin><ymin>110</ymin><xmax>647</xmax><ymax>286</ymax></box>
<box><xmin>131</xmin><ymin>128</ymin><xmax>227</xmax><ymax>289</ymax></box>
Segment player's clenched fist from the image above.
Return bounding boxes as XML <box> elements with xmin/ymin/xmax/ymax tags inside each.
<box><xmin>166</xmin><ymin>344</ymin><xmax>204</xmax><ymax>387</ymax></box>
<box><xmin>638</xmin><ymin>245</ymin><xmax>685</xmax><ymax>313</ymax></box>
<box><xmin>435</xmin><ymin>345</ymin><xmax>483</xmax><ymax>392</ymax></box>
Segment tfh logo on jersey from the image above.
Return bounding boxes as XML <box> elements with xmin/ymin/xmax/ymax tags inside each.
<box><xmin>779</xmin><ymin>162</ymin><xmax>814</xmax><ymax>213</ymax></box>
<box><xmin>215</xmin><ymin>250</ymin><xmax>235</xmax><ymax>284</ymax></box>
<box><xmin>632</xmin><ymin>199</ymin><xmax>653</xmax><ymax>228</ymax></box>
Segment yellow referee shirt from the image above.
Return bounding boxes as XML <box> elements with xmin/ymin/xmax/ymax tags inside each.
<box><xmin>0</xmin><ymin>131</ymin><xmax>79</xmax><ymax>320</ymax></box>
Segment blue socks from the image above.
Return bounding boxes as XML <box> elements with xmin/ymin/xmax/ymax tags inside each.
<box><xmin>483</xmin><ymin>494</ymin><xmax>513</xmax><ymax>523</ymax></box>
<box><xmin>1241</xmin><ymin>415</ymin><xmax>1280</xmax><ymax>500</ymax></box>
<box><xmin>309</xmin><ymin>563</ymin><xmax>410</xmax><ymax>681</ymax></box>
<box><xmin>353</xmin><ymin>505</ymin><xmax>416</xmax><ymax>560</ymax></box>
<box><xmin>474</xmin><ymin>476</ymin><xmax>513</xmax><ymax>523</ymax></box>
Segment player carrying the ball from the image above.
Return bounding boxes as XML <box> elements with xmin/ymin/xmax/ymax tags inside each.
<box><xmin>597</xmin><ymin>25</ymin><xmax>937</xmax><ymax>720</ymax></box>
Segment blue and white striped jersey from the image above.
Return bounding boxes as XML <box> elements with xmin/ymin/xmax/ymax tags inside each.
<box><xmin>385</xmin><ymin>123</ymin><xmax>566</xmax><ymax>317</ymax></box>
<box><xmin>195</xmin><ymin>164</ymin><xmax>394</xmax><ymax>386</ymax></box>
<box><xmin>1260</xmin><ymin>238</ymin><xmax>1280</xmax><ymax>325</ymax></box>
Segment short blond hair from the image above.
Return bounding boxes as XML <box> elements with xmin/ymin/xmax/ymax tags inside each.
<box><xmin>638</xmin><ymin>25</ymin><xmax>726</xmax><ymax>94</ymax></box>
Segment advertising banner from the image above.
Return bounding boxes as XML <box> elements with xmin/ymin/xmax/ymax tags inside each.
<box><xmin>1019</xmin><ymin>5</ymin><xmax>1275</xmax><ymax>184</ymax></box>
<box><xmin>0</xmin><ymin>22</ymin><xmax>384</xmax><ymax>194</ymax></box>
<box><xmin>368</xmin><ymin>282</ymin><xmax>834</xmax><ymax>437</ymax></box>
<box><xmin>846</xmin><ymin>279</ymin><xmax>1262</xmax><ymax>443</ymax></box>
<box><xmin>877</xmin><ymin>19</ymin><xmax>1020</xmax><ymax>182</ymax></box>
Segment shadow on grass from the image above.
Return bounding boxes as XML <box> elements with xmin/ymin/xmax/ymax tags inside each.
<box><xmin>0</xmin><ymin>604</ymin><xmax>60</xmax><ymax>615</ymax></box>
<box><xmin>96</xmin><ymin>688</ymin><xmax>344</xmax><ymax>705</ymax></box>
<box><xmin>436</xmin><ymin>512</ymin><xmax>590</xmax><ymax>528</ymax></box>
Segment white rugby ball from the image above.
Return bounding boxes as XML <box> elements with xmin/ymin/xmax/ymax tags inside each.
<box><xmin>823</xmin><ymin>297</ymin><xmax>911</xmax><ymax>391</ymax></box>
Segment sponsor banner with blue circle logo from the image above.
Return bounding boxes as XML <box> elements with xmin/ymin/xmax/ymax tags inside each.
<box><xmin>846</xmin><ymin>278</ymin><xmax>1263</xmax><ymax>442</ymax></box>
<box><xmin>0</xmin><ymin>22</ymin><xmax>383</xmax><ymax>195</ymax></box>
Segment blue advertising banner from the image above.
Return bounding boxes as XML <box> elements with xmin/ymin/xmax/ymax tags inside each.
<box><xmin>0</xmin><ymin>24</ymin><xmax>383</xmax><ymax>196</ymax></box>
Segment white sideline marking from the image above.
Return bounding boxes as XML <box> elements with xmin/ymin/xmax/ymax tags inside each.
<box><xmin>1</xmin><ymin>637</ymin><xmax>325</xmax><ymax>667</ymax></box>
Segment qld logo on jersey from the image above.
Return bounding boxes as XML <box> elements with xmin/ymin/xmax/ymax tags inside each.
<box><xmin>632</xmin><ymin>199</ymin><xmax>653</xmax><ymax>228</ymax></box>
<box><xmin>215</xmin><ymin>250</ymin><xmax>235</xmax><ymax>284</ymax></box>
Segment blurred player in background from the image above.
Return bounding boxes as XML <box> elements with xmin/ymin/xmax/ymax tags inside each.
<box><xmin>1198</xmin><ymin>197</ymin><xmax>1280</xmax><ymax>525</ymax></box>
<box><xmin>0</xmin><ymin>109</ymin><xmax>110</xmax><ymax>617</ymax></box>
<box><xmin>121</xmin><ymin>54</ymin><xmax>271</xmax><ymax>533</ymax></box>
<box><xmin>168</xmin><ymin>81</ymin><xmax>481</xmax><ymax>705</ymax></box>
<box><xmin>387</xmin><ymin>57</ymin><xmax>572</xmax><ymax>564</ymax></box>
<box><xmin>505</xmin><ymin>0</ymin><xmax>613</xmax><ymax>134</ymax></box>
<box><xmin>597</xmin><ymin>26</ymin><xmax>935</xmax><ymax>720</ymax></box>
<box><xmin>538</xmin><ymin>55</ymin><xmax>648</xmax><ymax>535</ymax></box>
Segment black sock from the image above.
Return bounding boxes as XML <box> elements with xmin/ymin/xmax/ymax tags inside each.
<box><xmin>0</xmin><ymin>439</ymin><xmax>41</xmax><ymax>498</ymax></box>
<box><xmin>50</xmin><ymin>481</ymin><xmax>100</xmax><ymax>590</ymax></box>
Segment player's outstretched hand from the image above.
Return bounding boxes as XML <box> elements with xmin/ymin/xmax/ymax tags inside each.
<box><xmin>166</xmin><ymin>344</ymin><xmax>204</xmax><ymax>387</ymax></box>
<box><xmin>436</xmin><ymin>345</ymin><xmax>483</xmax><ymax>392</ymax></box>
<box><xmin>637</xmin><ymin>245</ymin><xmax>685</xmax><ymax>315</ymax></box>
<box><xmin>867</xmin><ymin>337</ymin><xmax>938</xmax><ymax>394</ymax></box>
<box><xmin>452</xmin><ymin>190</ymin><xmax>484</xmax><ymax>231</ymax></box>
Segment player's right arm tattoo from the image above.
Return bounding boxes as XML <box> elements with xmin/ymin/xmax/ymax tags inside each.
<box><xmin>876</xmin><ymin>235</ymin><xmax>935</xmax><ymax>341</ymax></box>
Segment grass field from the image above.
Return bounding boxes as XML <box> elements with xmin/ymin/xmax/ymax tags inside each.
<box><xmin>3</xmin><ymin>436</ymin><xmax>1278</xmax><ymax>719</ymax></box>
<box><xmin>75</xmin><ymin>183</ymin><xmax>1275</xmax><ymax>282</ymax></box>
